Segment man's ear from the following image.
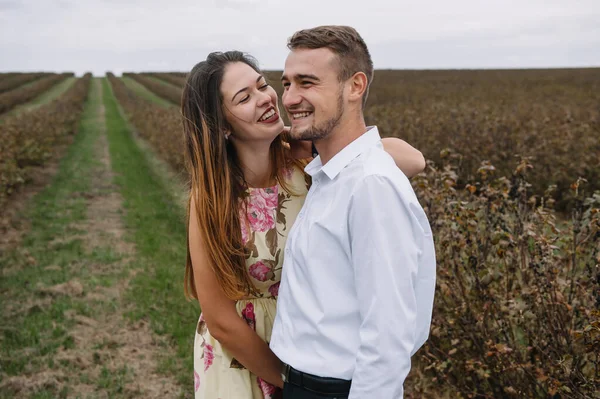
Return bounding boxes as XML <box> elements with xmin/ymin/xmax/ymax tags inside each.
<box><xmin>347</xmin><ymin>72</ymin><xmax>368</xmax><ymax>105</ymax></box>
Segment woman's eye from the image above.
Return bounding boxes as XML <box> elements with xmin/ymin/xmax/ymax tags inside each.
<box><xmin>259</xmin><ymin>83</ymin><xmax>269</xmax><ymax>90</ymax></box>
<box><xmin>240</xmin><ymin>95</ymin><xmax>250</xmax><ymax>103</ymax></box>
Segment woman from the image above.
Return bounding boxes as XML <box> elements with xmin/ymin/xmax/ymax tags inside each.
<box><xmin>182</xmin><ymin>51</ymin><xmax>425</xmax><ymax>399</ymax></box>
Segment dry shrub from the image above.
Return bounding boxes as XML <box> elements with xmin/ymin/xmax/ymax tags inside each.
<box><xmin>0</xmin><ymin>73</ymin><xmax>92</xmax><ymax>205</ymax></box>
<box><xmin>410</xmin><ymin>153</ymin><xmax>600</xmax><ymax>398</ymax></box>
<box><xmin>365</xmin><ymin>69</ymin><xmax>600</xmax><ymax>211</ymax></box>
<box><xmin>0</xmin><ymin>73</ymin><xmax>73</xmax><ymax>115</ymax></box>
<box><xmin>0</xmin><ymin>72</ymin><xmax>50</xmax><ymax>94</ymax></box>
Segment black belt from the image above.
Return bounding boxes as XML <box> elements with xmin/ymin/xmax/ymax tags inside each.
<box><xmin>282</xmin><ymin>363</ymin><xmax>352</xmax><ymax>395</ymax></box>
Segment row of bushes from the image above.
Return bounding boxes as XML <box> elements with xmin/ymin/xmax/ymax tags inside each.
<box><xmin>407</xmin><ymin>155</ymin><xmax>599</xmax><ymax>397</ymax></box>
<box><xmin>0</xmin><ymin>73</ymin><xmax>91</xmax><ymax>205</ymax></box>
<box><xmin>0</xmin><ymin>73</ymin><xmax>73</xmax><ymax>115</ymax></box>
<box><xmin>146</xmin><ymin>72</ymin><xmax>186</xmax><ymax>89</ymax></box>
<box><xmin>106</xmin><ymin>73</ymin><xmax>184</xmax><ymax>170</ymax></box>
<box><xmin>122</xmin><ymin>73</ymin><xmax>181</xmax><ymax>105</ymax></box>
<box><xmin>0</xmin><ymin>72</ymin><xmax>50</xmax><ymax>94</ymax></box>
<box><xmin>364</xmin><ymin>69</ymin><xmax>600</xmax><ymax>211</ymax></box>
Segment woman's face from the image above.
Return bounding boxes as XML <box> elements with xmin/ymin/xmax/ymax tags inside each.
<box><xmin>220</xmin><ymin>62</ymin><xmax>283</xmax><ymax>143</ymax></box>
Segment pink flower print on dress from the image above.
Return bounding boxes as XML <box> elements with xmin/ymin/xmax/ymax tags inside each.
<box><xmin>241</xmin><ymin>302</ymin><xmax>256</xmax><ymax>330</ymax></box>
<box><xmin>257</xmin><ymin>377</ymin><xmax>279</xmax><ymax>398</ymax></box>
<box><xmin>204</xmin><ymin>344</ymin><xmax>214</xmax><ymax>371</ymax></box>
<box><xmin>194</xmin><ymin>370</ymin><xmax>200</xmax><ymax>392</ymax></box>
<box><xmin>268</xmin><ymin>282</ymin><xmax>280</xmax><ymax>298</ymax></box>
<box><xmin>249</xmin><ymin>261</ymin><xmax>270</xmax><ymax>282</ymax></box>
<box><xmin>246</xmin><ymin>188</ymin><xmax>277</xmax><ymax>232</ymax></box>
<box><xmin>251</xmin><ymin>187</ymin><xmax>278</xmax><ymax>209</ymax></box>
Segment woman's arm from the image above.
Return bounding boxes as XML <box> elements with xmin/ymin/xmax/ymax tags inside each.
<box><xmin>189</xmin><ymin>197</ymin><xmax>284</xmax><ymax>388</ymax></box>
<box><xmin>381</xmin><ymin>138</ymin><xmax>426</xmax><ymax>177</ymax></box>
<box><xmin>286</xmin><ymin>124</ymin><xmax>425</xmax><ymax>177</ymax></box>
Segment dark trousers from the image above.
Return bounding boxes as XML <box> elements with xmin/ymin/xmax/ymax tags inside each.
<box><xmin>283</xmin><ymin>382</ymin><xmax>349</xmax><ymax>399</ymax></box>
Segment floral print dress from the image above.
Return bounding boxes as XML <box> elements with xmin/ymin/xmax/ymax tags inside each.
<box><xmin>194</xmin><ymin>165</ymin><xmax>309</xmax><ymax>399</ymax></box>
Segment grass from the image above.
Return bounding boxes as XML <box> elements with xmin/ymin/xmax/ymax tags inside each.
<box><xmin>121</xmin><ymin>76</ymin><xmax>173</xmax><ymax>107</ymax></box>
<box><xmin>102</xmin><ymin>78</ymin><xmax>198</xmax><ymax>389</ymax></box>
<box><xmin>0</xmin><ymin>78</ymin><xmax>121</xmax><ymax>398</ymax></box>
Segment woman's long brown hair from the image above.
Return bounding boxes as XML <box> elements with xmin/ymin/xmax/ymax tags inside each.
<box><xmin>182</xmin><ymin>51</ymin><xmax>300</xmax><ymax>300</ymax></box>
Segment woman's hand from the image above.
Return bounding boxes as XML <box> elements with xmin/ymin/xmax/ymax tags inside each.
<box><xmin>284</xmin><ymin>126</ymin><xmax>313</xmax><ymax>159</ymax></box>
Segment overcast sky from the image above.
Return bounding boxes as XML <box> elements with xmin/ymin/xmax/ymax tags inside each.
<box><xmin>1</xmin><ymin>0</ymin><xmax>599</xmax><ymax>76</ymax></box>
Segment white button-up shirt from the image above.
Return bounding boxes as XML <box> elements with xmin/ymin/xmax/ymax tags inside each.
<box><xmin>270</xmin><ymin>126</ymin><xmax>436</xmax><ymax>398</ymax></box>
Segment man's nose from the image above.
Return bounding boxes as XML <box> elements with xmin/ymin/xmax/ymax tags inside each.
<box><xmin>282</xmin><ymin>85</ymin><xmax>301</xmax><ymax>109</ymax></box>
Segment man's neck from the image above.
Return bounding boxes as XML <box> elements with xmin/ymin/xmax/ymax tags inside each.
<box><xmin>315</xmin><ymin>115</ymin><xmax>367</xmax><ymax>165</ymax></box>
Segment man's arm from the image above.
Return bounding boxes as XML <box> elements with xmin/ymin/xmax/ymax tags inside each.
<box><xmin>347</xmin><ymin>175</ymin><xmax>424</xmax><ymax>398</ymax></box>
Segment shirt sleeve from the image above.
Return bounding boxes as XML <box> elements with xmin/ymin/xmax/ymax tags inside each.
<box><xmin>347</xmin><ymin>174</ymin><xmax>431</xmax><ymax>398</ymax></box>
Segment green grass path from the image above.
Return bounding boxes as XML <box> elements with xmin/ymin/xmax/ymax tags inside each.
<box><xmin>103</xmin><ymin>78</ymin><xmax>197</xmax><ymax>388</ymax></box>
<box><xmin>0</xmin><ymin>77</ymin><xmax>118</xmax><ymax>398</ymax></box>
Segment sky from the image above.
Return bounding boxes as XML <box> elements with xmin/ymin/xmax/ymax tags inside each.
<box><xmin>1</xmin><ymin>0</ymin><xmax>599</xmax><ymax>76</ymax></box>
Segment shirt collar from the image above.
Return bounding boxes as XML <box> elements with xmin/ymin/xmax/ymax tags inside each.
<box><xmin>305</xmin><ymin>126</ymin><xmax>381</xmax><ymax>181</ymax></box>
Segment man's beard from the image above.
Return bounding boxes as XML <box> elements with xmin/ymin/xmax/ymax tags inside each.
<box><xmin>290</xmin><ymin>89</ymin><xmax>344</xmax><ymax>141</ymax></box>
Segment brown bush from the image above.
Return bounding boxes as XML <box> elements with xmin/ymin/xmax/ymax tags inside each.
<box><xmin>0</xmin><ymin>73</ymin><xmax>73</xmax><ymax>115</ymax></box>
<box><xmin>408</xmin><ymin>154</ymin><xmax>599</xmax><ymax>398</ymax></box>
<box><xmin>0</xmin><ymin>73</ymin><xmax>50</xmax><ymax>94</ymax></box>
<box><xmin>364</xmin><ymin>69</ymin><xmax>600</xmax><ymax>211</ymax></box>
<box><xmin>0</xmin><ymin>73</ymin><xmax>91</xmax><ymax>205</ymax></box>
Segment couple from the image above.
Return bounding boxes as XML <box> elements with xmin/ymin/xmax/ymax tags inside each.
<box><xmin>182</xmin><ymin>26</ymin><xmax>436</xmax><ymax>399</ymax></box>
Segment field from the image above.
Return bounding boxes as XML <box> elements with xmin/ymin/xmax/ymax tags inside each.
<box><xmin>0</xmin><ymin>69</ymin><xmax>598</xmax><ymax>398</ymax></box>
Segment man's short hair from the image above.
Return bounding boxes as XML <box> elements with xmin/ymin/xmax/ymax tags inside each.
<box><xmin>287</xmin><ymin>25</ymin><xmax>374</xmax><ymax>108</ymax></box>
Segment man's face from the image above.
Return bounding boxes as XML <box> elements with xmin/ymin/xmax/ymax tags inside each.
<box><xmin>281</xmin><ymin>48</ymin><xmax>345</xmax><ymax>141</ymax></box>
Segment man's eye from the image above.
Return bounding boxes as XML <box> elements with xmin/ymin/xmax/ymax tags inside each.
<box><xmin>282</xmin><ymin>82</ymin><xmax>290</xmax><ymax>88</ymax></box>
<box><xmin>301</xmin><ymin>81</ymin><xmax>312</xmax><ymax>86</ymax></box>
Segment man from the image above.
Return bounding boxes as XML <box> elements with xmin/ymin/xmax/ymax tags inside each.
<box><xmin>270</xmin><ymin>26</ymin><xmax>437</xmax><ymax>398</ymax></box>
